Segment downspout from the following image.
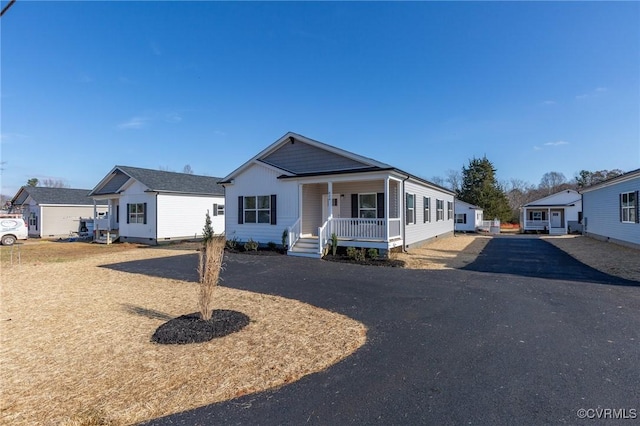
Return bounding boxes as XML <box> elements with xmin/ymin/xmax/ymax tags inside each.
<box><xmin>155</xmin><ymin>192</ymin><xmax>159</xmax><ymax>245</ymax></box>
<box><xmin>401</xmin><ymin>174</ymin><xmax>410</xmax><ymax>252</ymax></box>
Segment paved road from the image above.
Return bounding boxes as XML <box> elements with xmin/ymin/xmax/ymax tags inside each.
<box><xmin>131</xmin><ymin>237</ymin><xmax>640</xmax><ymax>425</ymax></box>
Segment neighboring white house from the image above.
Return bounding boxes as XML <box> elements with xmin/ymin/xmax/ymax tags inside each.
<box><xmin>581</xmin><ymin>168</ymin><xmax>640</xmax><ymax>249</ymax></box>
<box><xmin>219</xmin><ymin>132</ymin><xmax>455</xmax><ymax>258</ymax></box>
<box><xmin>520</xmin><ymin>189</ymin><xmax>582</xmax><ymax>235</ymax></box>
<box><xmin>9</xmin><ymin>186</ymin><xmax>108</xmax><ymax>238</ymax></box>
<box><xmin>454</xmin><ymin>199</ymin><xmax>483</xmax><ymax>232</ymax></box>
<box><xmin>88</xmin><ymin>166</ymin><xmax>225</xmax><ymax>244</ymax></box>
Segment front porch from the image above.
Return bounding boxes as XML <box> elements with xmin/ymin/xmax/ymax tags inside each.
<box><xmin>288</xmin><ymin>218</ymin><xmax>403</xmax><ymax>258</ymax></box>
<box><xmin>287</xmin><ymin>178</ymin><xmax>404</xmax><ymax>258</ymax></box>
<box><xmin>521</xmin><ymin>207</ymin><xmax>567</xmax><ymax>235</ymax></box>
<box><xmin>92</xmin><ymin>199</ymin><xmax>120</xmax><ymax>243</ymax></box>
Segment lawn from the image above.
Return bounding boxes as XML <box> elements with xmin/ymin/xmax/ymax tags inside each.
<box><xmin>0</xmin><ymin>242</ymin><xmax>366</xmax><ymax>425</ymax></box>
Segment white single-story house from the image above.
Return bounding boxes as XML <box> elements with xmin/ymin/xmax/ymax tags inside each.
<box><xmin>520</xmin><ymin>189</ymin><xmax>582</xmax><ymax>235</ymax></box>
<box><xmin>219</xmin><ymin>132</ymin><xmax>455</xmax><ymax>258</ymax></box>
<box><xmin>581</xmin><ymin>168</ymin><xmax>639</xmax><ymax>249</ymax></box>
<box><xmin>9</xmin><ymin>186</ymin><xmax>108</xmax><ymax>238</ymax></box>
<box><xmin>88</xmin><ymin>165</ymin><xmax>225</xmax><ymax>244</ymax></box>
<box><xmin>454</xmin><ymin>199</ymin><xmax>484</xmax><ymax>232</ymax></box>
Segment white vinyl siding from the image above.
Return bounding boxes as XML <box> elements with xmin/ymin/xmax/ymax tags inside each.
<box><xmin>36</xmin><ymin>205</ymin><xmax>108</xmax><ymax>238</ymax></box>
<box><xmin>582</xmin><ymin>175</ymin><xmax>640</xmax><ymax>247</ymax></box>
<box><xmin>156</xmin><ymin>194</ymin><xmax>225</xmax><ymax>240</ymax></box>
<box><xmin>404</xmin><ymin>180</ymin><xmax>454</xmax><ymax>247</ymax></box>
<box><xmin>224</xmin><ymin>163</ymin><xmax>298</xmax><ymax>244</ymax></box>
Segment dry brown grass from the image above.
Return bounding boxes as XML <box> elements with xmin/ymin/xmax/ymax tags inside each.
<box><xmin>392</xmin><ymin>234</ymin><xmax>492</xmax><ymax>269</ymax></box>
<box><xmin>542</xmin><ymin>234</ymin><xmax>640</xmax><ymax>282</ymax></box>
<box><xmin>0</xmin><ymin>245</ymin><xmax>367</xmax><ymax>425</ymax></box>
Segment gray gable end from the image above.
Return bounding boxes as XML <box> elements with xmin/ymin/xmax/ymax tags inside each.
<box><xmin>260</xmin><ymin>139</ymin><xmax>372</xmax><ymax>174</ymax></box>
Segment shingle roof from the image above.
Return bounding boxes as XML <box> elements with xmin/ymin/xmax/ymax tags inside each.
<box><xmin>91</xmin><ymin>166</ymin><xmax>225</xmax><ymax>196</ymax></box>
<box><xmin>12</xmin><ymin>187</ymin><xmax>105</xmax><ymax>206</ymax></box>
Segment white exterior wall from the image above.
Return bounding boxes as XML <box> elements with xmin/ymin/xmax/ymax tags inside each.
<box><xmin>156</xmin><ymin>194</ymin><xmax>225</xmax><ymax>240</ymax></box>
<box><xmin>224</xmin><ymin>163</ymin><xmax>299</xmax><ymax>245</ymax></box>
<box><xmin>41</xmin><ymin>205</ymin><xmax>108</xmax><ymax>237</ymax></box>
<box><xmin>583</xmin><ymin>176</ymin><xmax>640</xmax><ymax>247</ymax></box>
<box><xmin>455</xmin><ymin>200</ymin><xmax>483</xmax><ymax>232</ymax></box>
<box><xmin>118</xmin><ymin>180</ymin><xmax>158</xmax><ymax>242</ymax></box>
<box><xmin>24</xmin><ymin>199</ymin><xmax>107</xmax><ymax>238</ymax></box>
<box><xmin>404</xmin><ymin>180</ymin><xmax>454</xmax><ymax>248</ymax></box>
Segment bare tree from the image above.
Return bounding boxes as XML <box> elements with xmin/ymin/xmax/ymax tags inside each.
<box><xmin>539</xmin><ymin>171</ymin><xmax>569</xmax><ymax>195</ymax></box>
<box><xmin>183</xmin><ymin>164</ymin><xmax>194</xmax><ymax>174</ymax></box>
<box><xmin>41</xmin><ymin>178</ymin><xmax>69</xmax><ymax>188</ymax></box>
<box><xmin>445</xmin><ymin>169</ymin><xmax>462</xmax><ymax>193</ymax></box>
<box><xmin>430</xmin><ymin>175</ymin><xmax>445</xmax><ymax>187</ymax></box>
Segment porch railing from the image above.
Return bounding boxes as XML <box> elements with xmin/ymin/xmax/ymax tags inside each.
<box><xmin>318</xmin><ymin>220</ymin><xmax>330</xmax><ymax>255</ymax></box>
<box><xmin>524</xmin><ymin>220</ymin><xmax>549</xmax><ymax>229</ymax></box>
<box><xmin>94</xmin><ymin>216</ymin><xmax>110</xmax><ymax>231</ymax></box>
<box><xmin>330</xmin><ymin>218</ymin><xmax>387</xmax><ymax>240</ymax></box>
<box><xmin>288</xmin><ymin>218</ymin><xmax>301</xmax><ymax>249</ymax></box>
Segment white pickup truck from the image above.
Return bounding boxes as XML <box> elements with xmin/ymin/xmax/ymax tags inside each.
<box><xmin>0</xmin><ymin>214</ymin><xmax>28</xmax><ymax>245</ymax></box>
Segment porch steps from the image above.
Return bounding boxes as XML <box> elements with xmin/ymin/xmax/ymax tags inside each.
<box><xmin>94</xmin><ymin>231</ymin><xmax>119</xmax><ymax>244</ymax></box>
<box><xmin>288</xmin><ymin>237</ymin><xmax>322</xmax><ymax>259</ymax></box>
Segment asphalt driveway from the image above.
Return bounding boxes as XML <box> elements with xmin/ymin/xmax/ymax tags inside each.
<box><xmin>139</xmin><ymin>237</ymin><xmax>640</xmax><ymax>425</ymax></box>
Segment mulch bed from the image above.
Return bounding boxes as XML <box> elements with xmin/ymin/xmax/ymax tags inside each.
<box><xmin>227</xmin><ymin>246</ymin><xmax>405</xmax><ymax>267</ymax></box>
<box><xmin>322</xmin><ymin>254</ymin><xmax>405</xmax><ymax>267</ymax></box>
<box><xmin>152</xmin><ymin>309</ymin><xmax>250</xmax><ymax>344</ymax></box>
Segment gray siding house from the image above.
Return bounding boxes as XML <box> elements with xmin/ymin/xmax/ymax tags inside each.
<box><xmin>581</xmin><ymin>168</ymin><xmax>640</xmax><ymax>249</ymax></box>
<box><xmin>10</xmin><ymin>186</ymin><xmax>107</xmax><ymax>238</ymax></box>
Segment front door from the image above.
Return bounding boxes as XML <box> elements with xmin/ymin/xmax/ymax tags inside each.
<box><xmin>550</xmin><ymin>211</ymin><xmax>562</xmax><ymax>228</ymax></box>
<box><xmin>322</xmin><ymin>194</ymin><xmax>341</xmax><ymax>222</ymax></box>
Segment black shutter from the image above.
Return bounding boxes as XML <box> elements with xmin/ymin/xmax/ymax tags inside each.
<box><xmin>377</xmin><ymin>193</ymin><xmax>385</xmax><ymax>219</ymax></box>
<box><xmin>635</xmin><ymin>191</ymin><xmax>639</xmax><ymax>223</ymax></box>
<box><xmin>405</xmin><ymin>193</ymin><xmax>410</xmax><ymax>225</ymax></box>
<box><xmin>620</xmin><ymin>193</ymin><xmax>623</xmax><ymax>222</ymax></box>
<box><xmin>270</xmin><ymin>195</ymin><xmax>277</xmax><ymax>225</ymax></box>
<box><xmin>351</xmin><ymin>194</ymin><xmax>358</xmax><ymax>218</ymax></box>
<box><xmin>116</xmin><ymin>205</ymin><xmax>119</xmax><ymax>223</ymax></box>
<box><xmin>143</xmin><ymin>202</ymin><xmax>147</xmax><ymax>224</ymax></box>
<box><xmin>463</xmin><ymin>214</ymin><xmax>467</xmax><ymax>224</ymax></box>
<box><xmin>238</xmin><ymin>196</ymin><xmax>243</xmax><ymax>224</ymax></box>
<box><xmin>126</xmin><ymin>204</ymin><xmax>130</xmax><ymax>224</ymax></box>
<box><xmin>213</xmin><ymin>204</ymin><xmax>218</xmax><ymax>217</ymax></box>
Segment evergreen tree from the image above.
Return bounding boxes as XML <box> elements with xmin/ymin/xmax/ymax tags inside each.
<box><xmin>458</xmin><ymin>156</ymin><xmax>511</xmax><ymax>222</ymax></box>
<box><xmin>202</xmin><ymin>211</ymin><xmax>214</xmax><ymax>244</ymax></box>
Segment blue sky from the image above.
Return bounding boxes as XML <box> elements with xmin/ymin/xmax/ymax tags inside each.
<box><xmin>1</xmin><ymin>1</ymin><xmax>638</xmax><ymax>197</ymax></box>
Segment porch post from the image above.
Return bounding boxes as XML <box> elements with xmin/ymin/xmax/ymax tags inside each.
<box><xmin>385</xmin><ymin>177</ymin><xmax>390</xmax><ymax>241</ymax></box>
<box><xmin>547</xmin><ymin>207</ymin><xmax>551</xmax><ymax>231</ymax></box>
<box><xmin>298</xmin><ymin>184</ymin><xmax>303</xmax><ymax>226</ymax></box>
<box><xmin>328</xmin><ymin>181</ymin><xmax>333</xmax><ymax>220</ymax></box>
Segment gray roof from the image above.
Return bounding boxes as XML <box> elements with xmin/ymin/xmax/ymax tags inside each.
<box><xmin>11</xmin><ymin>187</ymin><xmax>105</xmax><ymax>206</ymax></box>
<box><xmin>90</xmin><ymin>165</ymin><xmax>225</xmax><ymax>196</ymax></box>
<box><xmin>221</xmin><ymin>132</ymin><xmax>455</xmax><ymax>196</ymax></box>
